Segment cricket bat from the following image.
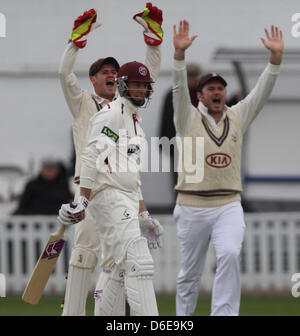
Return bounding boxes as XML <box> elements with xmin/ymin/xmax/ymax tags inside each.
<box><xmin>22</xmin><ymin>224</ymin><xmax>66</xmax><ymax>304</ymax></box>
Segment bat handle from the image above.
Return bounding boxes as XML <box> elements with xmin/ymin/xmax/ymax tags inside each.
<box><xmin>56</xmin><ymin>224</ymin><xmax>66</xmax><ymax>236</ymax></box>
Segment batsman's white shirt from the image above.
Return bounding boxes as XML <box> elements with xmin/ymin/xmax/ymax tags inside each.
<box><xmin>80</xmin><ymin>96</ymin><xmax>146</xmax><ymax>195</ymax></box>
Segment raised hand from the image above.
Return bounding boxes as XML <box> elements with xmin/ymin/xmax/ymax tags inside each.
<box><xmin>173</xmin><ymin>20</ymin><xmax>197</xmax><ymax>54</ymax></box>
<box><xmin>261</xmin><ymin>25</ymin><xmax>283</xmax><ymax>65</ymax></box>
<box><xmin>69</xmin><ymin>9</ymin><xmax>99</xmax><ymax>48</ymax></box>
<box><xmin>261</xmin><ymin>25</ymin><xmax>284</xmax><ymax>53</ymax></box>
<box><xmin>133</xmin><ymin>2</ymin><xmax>163</xmax><ymax>46</ymax></box>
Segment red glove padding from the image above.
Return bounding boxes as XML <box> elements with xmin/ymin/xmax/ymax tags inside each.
<box><xmin>69</xmin><ymin>9</ymin><xmax>97</xmax><ymax>48</ymax></box>
<box><xmin>133</xmin><ymin>2</ymin><xmax>163</xmax><ymax>46</ymax></box>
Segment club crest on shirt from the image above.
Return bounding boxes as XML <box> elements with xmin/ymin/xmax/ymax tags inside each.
<box><xmin>101</xmin><ymin>126</ymin><xmax>119</xmax><ymax>143</ymax></box>
<box><xmin>231</xmin><ymin>132</ymin><xmax>238</xmax><ymax>142</ymax></box>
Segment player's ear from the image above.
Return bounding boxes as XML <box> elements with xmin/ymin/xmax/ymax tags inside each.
<box><xmin>197</xmin><ymin>91</ymin><xmax>203</xmax><ymax>101</ymax></box>
<box><xmin>90</xmin><ymin>76</ymin><xmax>96</xmax><ymax>85</ymax></box>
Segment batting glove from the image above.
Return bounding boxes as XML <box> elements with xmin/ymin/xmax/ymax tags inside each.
<box><xmin>69</xmin><ymin>9</ymin><xmax>101</xmax><ymax>48</ymax></box>
<box><xmin>133</xmin><ymin>2</ymin><xmax>163</xmax><ymax>46</ymax></box>
<box><xmin>139</xmin><ymin>211</ymin><xmax>164</xmax><ymax>249</ymax></box>
<box><xmin>57</xmin><ymin>196</ymin><xmax>89</xmax><ymax>226</ymax></box>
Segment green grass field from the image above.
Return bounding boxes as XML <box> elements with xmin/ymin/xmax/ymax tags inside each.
<box><xmin>0</xmin><ymin>294</ymin><xmax>299</xmax><ymax>316</ymax></box>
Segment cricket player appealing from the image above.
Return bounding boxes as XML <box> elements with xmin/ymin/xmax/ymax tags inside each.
<box><xmin>172</xmin><ymin>20</ymin><xmax>283</xmax><ymax>316</ymax></box>
<box><xmin>58</xmin><ymin>4</ymin><xmax>164</xmax><ymax>315</ymax></box>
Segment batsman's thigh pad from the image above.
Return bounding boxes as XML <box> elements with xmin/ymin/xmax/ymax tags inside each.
<box><xmin>69</xmin><ymin>247</ymin><xmax>98</xmax><ymax>270</ymax></box>
<box><xmin>62</xmin><ymin>265</ymin><xmax>92</xmax><ymax>316</ymax></box>
<box><xmin>94</xmin><ymin>266</ymin><xmax>125</xmax><ymax>316</ymax></box>
<box><xmin>124</xmin><ymin>237</ymin><xmax>158</xmax><ymax>316</ymax></box>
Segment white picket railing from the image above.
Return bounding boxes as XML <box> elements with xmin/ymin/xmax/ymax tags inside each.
<box><xmin>1</xmin><ymin>213</ymin><xmax>299</xmax><ymax>295</ymax></box>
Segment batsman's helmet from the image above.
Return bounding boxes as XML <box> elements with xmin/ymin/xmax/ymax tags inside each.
<box><xmin>116</xmin><ymin>61</ymin><xmax>154</xmax><ymax>100</ymax></box>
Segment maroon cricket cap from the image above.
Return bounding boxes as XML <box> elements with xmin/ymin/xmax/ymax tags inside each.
<box><xmin>89</xmin><ymin>57</ymin><xmax>120</xmax><ymax>76</ymax></box>
<box><xmin>117</xmin><ymin>61</ymin><xmax>153</xmax><ymax>83</ymax></box>
<box><xmin>197</xmin><ymin>73</ymin><xmax>227</xmax><ymax>91</ymax></box>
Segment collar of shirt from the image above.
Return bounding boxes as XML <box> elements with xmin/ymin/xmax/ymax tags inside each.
<box><xmin>92</xmin><ymin>92</ymin><xmax>119</xmax><ymax>106</ymax></box>
<box><xmin>121</xmin><ymin>96</ymin><xmax>142</xmax><ymax>122</ymax></box>
<box><xmin>197</xmin><ymin>101</ymin><xmax>227</xmax><ymax>129</ymax></box>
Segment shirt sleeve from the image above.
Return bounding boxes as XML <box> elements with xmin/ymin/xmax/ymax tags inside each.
<box><xmin>137</xmin><ymin>185</ymin><xmax>143</xmax><ymax>201</ymax></box>
<box><xmin>230</xmin><ymin>62</ymin><xmax>280</xmax><ymax>134</ymax></box>
<box><xmin>80</xmin><ymin>108</ymin><xmax>120</xmax><ymax>189</ymax></box>
<box><xmin>172</xmin><ymin>59</ymin><xmax>197</xmax><ymax>136</ymax></box>
<box><xmin>145</xmin><ymin>45</ymin><xmax>161</xmax><ymax>82</ymax></box>
<box><xmin>58</xmin><ymin>43</ymin><xmax>84</xmax><ymax>119</ymax></box>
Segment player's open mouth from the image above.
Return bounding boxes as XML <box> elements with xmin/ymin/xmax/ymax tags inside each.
<box><xmin>212</xmin><ymin>98</ymin><xmax>221</xmax><ymax>104</ymax></box>
<box><xmin>106</xmin><ymin>80</ymin><xmax>115</xmax><ymax>87</ymax></box>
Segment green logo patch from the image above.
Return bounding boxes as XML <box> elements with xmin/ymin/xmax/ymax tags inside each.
<box><xmin>101</xmin><ymin>126</ymin><xmax>119</xmax><ymax>143</ymax></box>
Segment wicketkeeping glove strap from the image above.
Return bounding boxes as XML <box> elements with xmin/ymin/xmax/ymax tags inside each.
<box><xmin>133</xmin><ymin>2</ymin><xmax>163</xmax><ymax>46</ymax></box>
<box><xmin>69</xmin><ymin>9</ymin><xmax>97</xmax><ymax>48</ymax></box>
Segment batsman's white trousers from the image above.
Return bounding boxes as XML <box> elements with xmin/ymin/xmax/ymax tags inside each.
<box><xmin>89</xmin><ymin>187</ymin><xmax>158</xmax><ymax>316</ymax></box>
<box><xmin>88</xmin><ymin>187</ymin><xmax>141</xmax><ymax>268</ymax></box>
<box><xmin>173</xmin><ymin>201</ymin><xmax>245</xmax><ymax>316</ymax></box>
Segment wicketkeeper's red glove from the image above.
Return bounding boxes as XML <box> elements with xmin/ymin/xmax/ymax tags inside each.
<box><xmin>133</xmin><ymin>2</ymin><xmax>163</xmax><ymax>46</ymax></box>
<box><xmin>69</xmin><ymin>9</ymin><xmax>98</xmax><ymax>48</ymax></box>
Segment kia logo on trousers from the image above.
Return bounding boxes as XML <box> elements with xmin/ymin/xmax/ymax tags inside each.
<box><xmin>206</xmin><ymin>153</ymin><xmax>232</xmax><ymax>168</ymax></box>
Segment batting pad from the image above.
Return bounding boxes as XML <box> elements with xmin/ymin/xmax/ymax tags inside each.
<box><xmin>94</xmin><ymin>266</ymin><xmax>126</xmax><ymax>316</ymax></box>
<box><xmin>62</xmin><ymin>265</ymin><xmax>92</xmax><ymax>316</ymax></box>
<box><xmin>124</xmin><ymin>237</ymin><xmax>158</xmax><ymax>316</ymax></box>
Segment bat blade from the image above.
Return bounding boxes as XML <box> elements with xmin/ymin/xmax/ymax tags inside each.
<box><xmin>22</xmin><ymin>225</ymin><xmax>66</xmax><ymax>304</ymax></box>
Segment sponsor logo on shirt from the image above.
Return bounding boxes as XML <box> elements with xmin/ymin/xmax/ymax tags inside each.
<box><xmin>101</xmin><ymin>126</ymin><xmax>119</xmax><ymax>143</ymax></box>
<box><xmin>206</xmin><ymin>153</ymin><xmax>232</xmax><ymax>168</ymax></box>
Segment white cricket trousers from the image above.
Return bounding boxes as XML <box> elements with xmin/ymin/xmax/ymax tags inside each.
<box><xmin>173</xmin><ymin>201</ymin><xmax>246</xmax><ymax>316</ymax></box>
<box><xmin>88</xmin><ymin>187</ymin><xmax>141</xmax><ymax>268</ymax></box>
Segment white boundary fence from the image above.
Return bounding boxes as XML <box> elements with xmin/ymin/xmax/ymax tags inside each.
<box><xmin>1</xmin><ymin>213</ymin><xmax>300</xmax><ymax>295</ymax></box>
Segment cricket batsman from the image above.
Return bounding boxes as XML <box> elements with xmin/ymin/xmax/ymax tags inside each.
<box><xmin>172</xmin><ymin>20</ymin><xmax>283</xmax><ymax>315</ymax></box>
<box><xmin>58</xmin><ymin>59</ymin><xmax>161</xmax><ymax>316</ymax></box>
<box><xmin>58</xmin><ymin>4</ymin><xmax>164</xmax><ymax>315</ymax></box>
